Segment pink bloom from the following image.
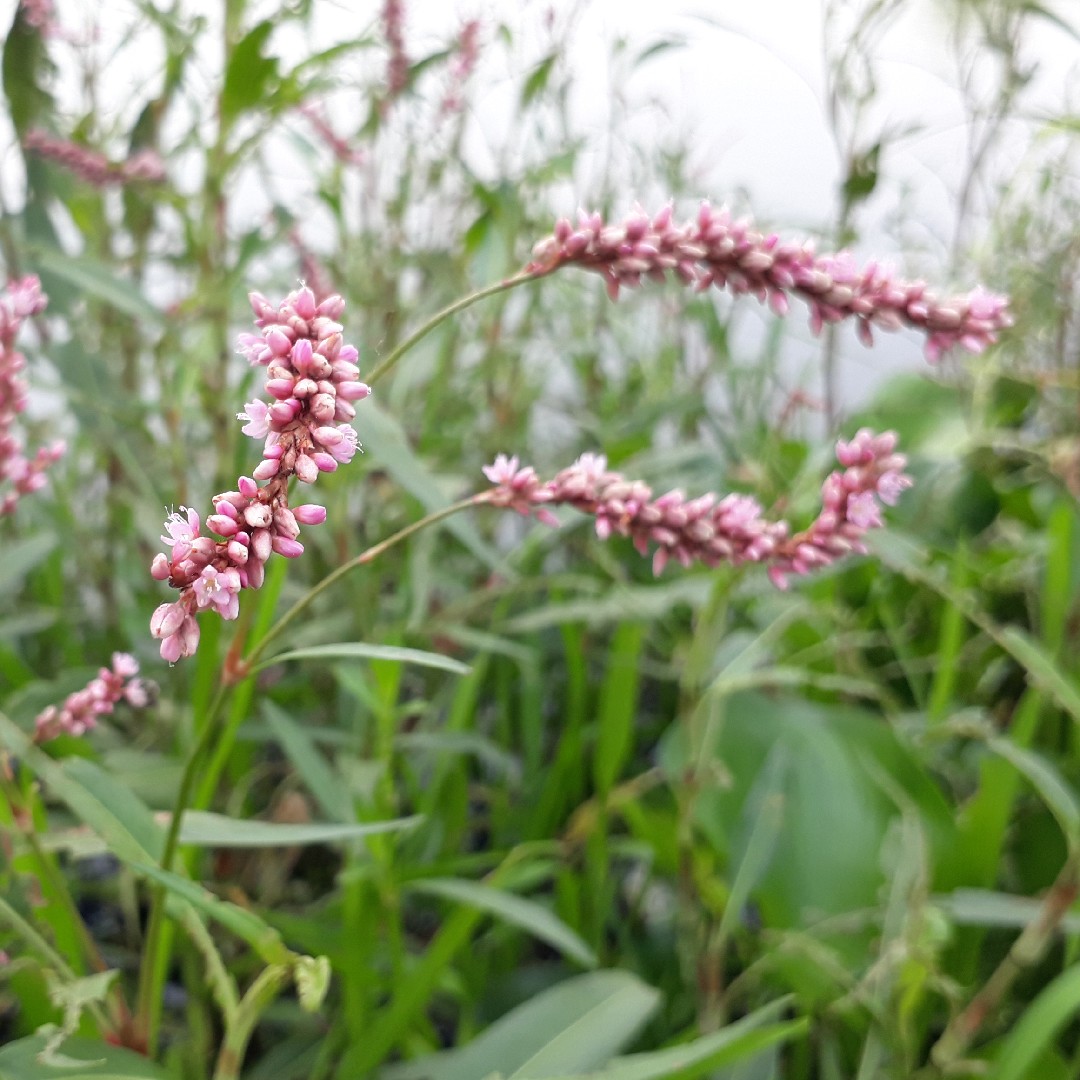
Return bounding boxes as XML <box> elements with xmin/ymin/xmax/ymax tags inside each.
<box><xmin>150</xmin><ymin>286</ymin><xmax>365</xmax><ymax>662</ymax></box>
<box><xmin>528</xmin><ymin>204</ymin><xmax>1012</xmax><ymax>361</ymax></box>
<box><xmin>482</xmin><ymin>428</ymin><xmax>911</xmax><ymax>585</ymax></box>
<box><xmin>35</xmin><ymin>653</ymin><xmax>148</xmax><ymax>742</ymax></box>
<box><xmin>238</xmin><ymin>400</ymin><xmax>271</xmax><ymax>439</ymax></box>
<box><xmin>1</xmin><ymin>276</ymin><xmax>62</xmax><ymax>518</ymax></box>
<box><xmin>23</xmin><ymin>130</ymin><xmax>165</xmax><ymax>188</ymax></box>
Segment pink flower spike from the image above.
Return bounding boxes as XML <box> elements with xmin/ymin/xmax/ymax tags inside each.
<box><xmin>151</xmin><ymin>283</ymin><xmax>368</xmax><ymax>661</ymax></box>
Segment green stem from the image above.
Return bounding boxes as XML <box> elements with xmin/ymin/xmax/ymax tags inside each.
<box><xmin>245</xmin><ymin>496</ymin><xmax>483</xmax><ymax>669</ymax></box>
<box><xmin>213</xmin><ymin>964</ymin><xmax>291</xmax><ymax>1080</ymax></box>
<box><xmin>365</xmin><ymin>271</ymin><xmax>538</xmax><ymax>386</ymax></box>
<box><xmin>930</xmin><ymin>853</ymin><xmax>1080</xmax><ymax>1069</ymax></box>
<box><xmin>134</xmin><ymin>682</ymin><xmax>230</xmax><ymax>1056</ymax></box>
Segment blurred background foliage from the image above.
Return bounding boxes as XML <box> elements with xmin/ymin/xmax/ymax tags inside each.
<box><xmin>2</xmin><ymin>0</ymin><xmax>1080</xmax><ymax>1077</ymax></box>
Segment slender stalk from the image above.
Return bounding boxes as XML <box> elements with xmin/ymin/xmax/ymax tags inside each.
<box><xmin>365</xmin><ymin>271</ymin><xmax>537</xmax><ymax>386</ymax></box>
<box><xmin>212</xmin><ymin>964</ymin><xmax>291</xmax><ymax>1080</ymax></box>
<box><xmin>134</xmin><ymin>682</ymin><xmax>230</xmax><ymax>1056</ymax></box>
<box><xmin>931</xmin><ymin>853</ymin><xmax>1080</xmax><ymax>1069</ymax></box>
<box><xmin>244</xmin><ymin>496</ymin><xmax>482</xmax><ymax>669</ymax></box>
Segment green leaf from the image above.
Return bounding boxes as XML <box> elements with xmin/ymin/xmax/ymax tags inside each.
<box><xmin>178</xmin><ymin>809</ymin><xmax>420</xmax><ymax>848</ymax></box>
<box><xmin>938</xmin><ymin>888</ymin><xmax>1080</xmax><ymax>934</ymax></box>
<box><xmin>548</xmin><ymin>1000</ymin><xmax>806</xmax><ymax>1079</ymax></box>
<box><xmin>521</xmin><ymin>53</ymin><xmax>557</xmax><ymax>107</ymax></box>
<box><xmin>28</xmin><ymin>246</ymin><xmax>163</xmax><ymax>326</ymax></box>
<box><xmin>988</xmin><ymin>963</ymin><xmax>1080</xmax><ymax>1080</ymax></box>
<box><xmin>408</xmin><ymin>877</ymin><xmax>597</xmax><ymax>969</ymax></box>
<box><xmin>256</xmin><ymin>641</ymin><xmax>470</xmax><ymax>676</ymax></box>
<box><xmin>0</xmin><ymin>1033</ymin><xmax>169</xmax><ymax>1079</ymax></box>
<box><xmin>997</xmin><ymin>627</ymin><xmax>1080</xmax><ymax>729</ymax></box>
<box><xmin>593</xmin><ymin>623</ymin><xmax>645</xmax><ymax>795</ymax></box>
<box><xmin>504</xmin><ymin>578</ymin><xmax>708</xmax><ymax>633</ymax></box>
<box><xmin>384</xmin><ymin>971</ymin><xmax>659</xmax><ymax>1080</ymax></box>
<box><xmin>0</xmin><ymin>533</ymin><xmax>58</xmax><ymax>597</ymax></box>
<box><xmin>122</xmin><ymin>859</ymin><xmax>292</xmax><ymax>967</ymax></box>
<box><xmin>221</xmin><ymin>20</ymin><xmax>278</xmax><ymax>123</ymax></box>
<box><xmin>262</xmin><ymin>700</ymin><xmax>355</xmax><ymax>822</ymax></box>
<box><xmin>2</xmin><ymin>5</ymin><xmax>55</xmax><ymax>136</ymax></box>
<box><xmin>987</xmin><ymin>738</ymin><xmax>1080</xmax><ymax>851</ymax></box>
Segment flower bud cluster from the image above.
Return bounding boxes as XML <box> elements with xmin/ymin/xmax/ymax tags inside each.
<box><xmin>0</xmin><ymin>275</ymin><xmax>64</xmax><ymax>518</ymax></box>
<box><xmin>34</xmin><ymin>653</ymin><xmax>147</xmax><ymax>742</ymax></box>
<box><xmin>528</xmin><ymin>204</ymin><xmax>1012</xmax><ymax>362</ymax></box>
<box><xmin>150</xmin><ymin>287</ymin><xmax>369</xmax><ymax>663</ymax></box>
<box><xmin>24</xmin><ymin>129</ymin><xmax>166</xmax><ymax>187</ymax></box>
<box><xmin>482</xmin><ymin>427</ymin><xmax>910</xmax><ymax>583</ymax></box>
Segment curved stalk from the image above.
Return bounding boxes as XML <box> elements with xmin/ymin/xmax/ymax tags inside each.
<box><xmin>365</xmin><ymin>271</ymin><xmax>538</xmax><ymax>386</ymax></box>
<box><xmin>244</xmin><ymin>496</ymin><xmax>483</xmax><ymax>669</ymax></box>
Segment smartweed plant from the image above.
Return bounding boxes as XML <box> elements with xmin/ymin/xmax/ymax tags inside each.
<box><xmin>2</xmin><ymin>3</ymin><xmax>1076</xmax><ymax>1080</ymax></box>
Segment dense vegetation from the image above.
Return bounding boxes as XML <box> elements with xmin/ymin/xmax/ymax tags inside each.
<box><xmin>1</xmin><ymin>2</ymin><xmax>1079</xmax><ymax>1078</ymax></box>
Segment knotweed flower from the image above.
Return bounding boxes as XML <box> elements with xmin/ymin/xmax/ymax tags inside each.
<box><xmin>0</xmin><ymin>275</ymin><xmax>64</xmax><ymax>518</ymax></box>
<box><xmin>35</xmin><ymin>653</ymin><xmax>148</xmax><ymax>742</ymax></box>
<box><xmin>528</xmin><ymin>204</ymin><xmax>1012</xmax><ymax>361</ymax></box>
<box><xmin>440</xmin><ymin>19</ymin><xmax>481</xmax><ymax>114</ymax></box>
<box><xmin>297</xmin><ymin>105</ymin><xmax>364</xmax><ymax>167</ymax></box>
<box><xmin>150</xmin><ymin>287</ymin><xmax>369</xmax><ymax>662</ymax></box>
<box><xmin>382</xmin><ymin>0</ymin><xmax>410</xmax><ymax>101</ymax></box>
<box><xmin>24</xmin><ymin>130</ymin><xmax>166</xmax><ymax>186</ymax></box>
<box><xmin>482</xmin><ymin>428</ymin><xmax>911</xmax><ymax>582</ymax></box>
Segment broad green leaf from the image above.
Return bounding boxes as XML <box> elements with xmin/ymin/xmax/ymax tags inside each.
<box><xmin>521</xmin><ymin>53</ymin><xmax>557</xmax><ymax>106</ymax></box>
<box><xmin>409</xmin><ymin>877</ymin><xmax>597</xmax><ymax>968</ymax></box>
<box><xmin>221</xmin><ymin>20</ymin><xmax>277</xmax><ymax>123</ymax></box>
<box><xmin>178</xmin><ymin>809</ymin><xmax>420</xmax><ymax>848</ymax></box>
<box><xmin>2</xmin><ymin>4</ymin><xmax>55</xmax><ymax>135</ymax></box>
<box><xmin>549</xmin><ymin>1000</ymin><xmax>806</xmax><ymax>1079</ymax></box>
<box><xmin>988</xmin><ymin>963</ymin><xmax>1080</xmax><ymax>1080</ymax></box>
<box><xmin>256</xmin><ymin>641</ymin><xmax>470</xmax><ymax>676</ymax></box>
<box><xmin>0</xmin><ymin>1033</ymin><xmax>169</xmax><ymax>1079</ymax></box>
<box><xmin>384</xmin><ymin>971</ymin><xmax>659</xmax><ymax>1080</ymax></box>
<box><xmin>28</xmin><ymin>246</ymin><xmax>163</xmax><ymax>326</ymax></box>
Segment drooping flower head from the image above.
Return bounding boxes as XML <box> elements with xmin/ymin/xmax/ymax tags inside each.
<box><xmin>528</xmin><ymin>204</ymin><xmax>1012</xmax><ymax>362</ymax></box>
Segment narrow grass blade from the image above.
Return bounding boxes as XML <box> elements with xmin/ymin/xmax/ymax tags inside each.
<box><xmin>409</xmin><ymin>877</ymin><xmax>598</xmax><ymax>969</ymax></box>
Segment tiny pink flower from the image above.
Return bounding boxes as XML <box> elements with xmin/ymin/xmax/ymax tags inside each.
<box><xmin>238</xmin><ymin>400</ymin><xmax>271</xmax><ymax>438</ymax></box>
